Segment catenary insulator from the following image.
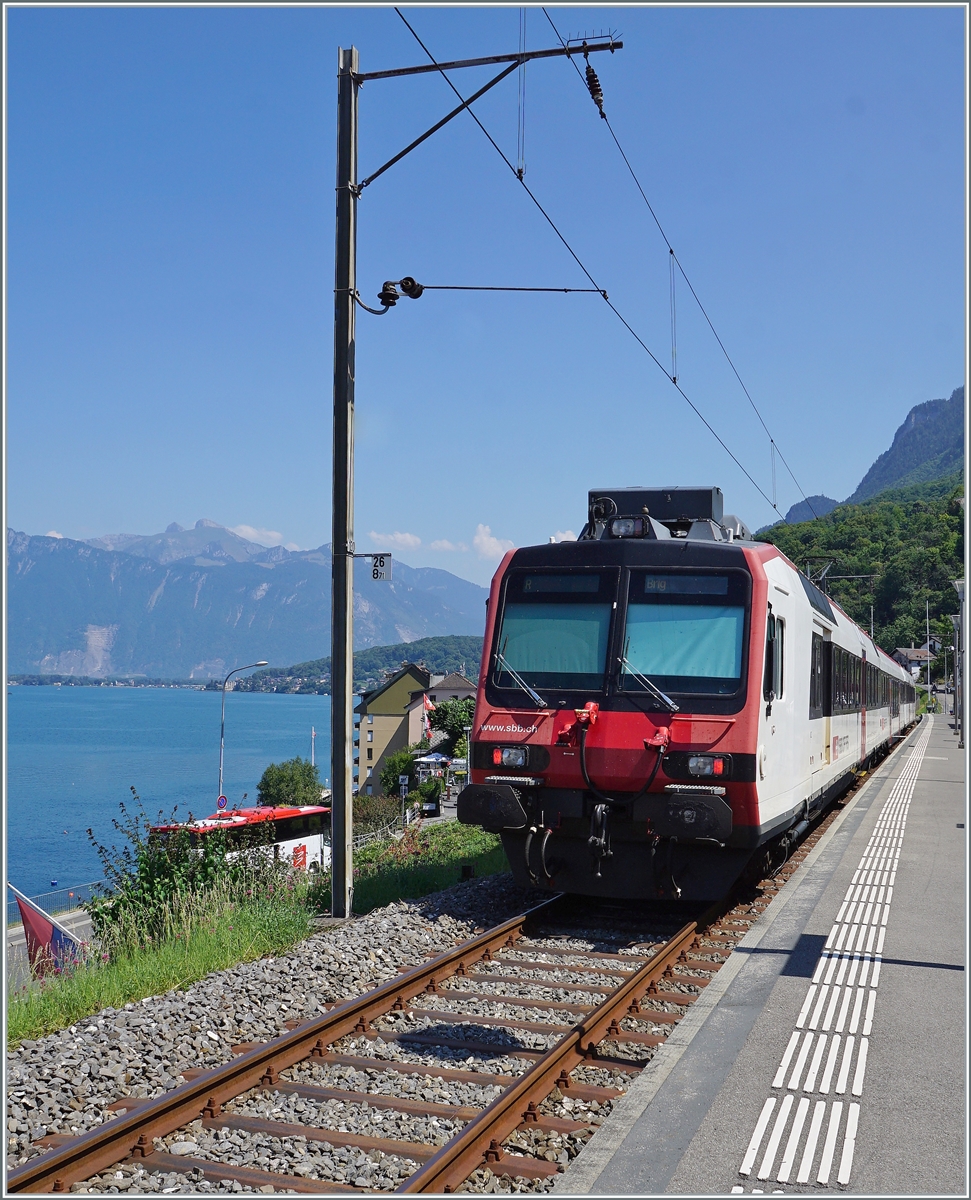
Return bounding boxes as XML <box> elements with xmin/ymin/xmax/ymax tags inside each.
<box><xmin>585</xmin><ymin>63</ymin><xmax>605</xmax><ymax>116</ymax></box>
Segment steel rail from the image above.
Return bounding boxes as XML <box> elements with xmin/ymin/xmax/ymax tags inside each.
<box><xmin>6</xmin><ymin>897</ymin><xmax>562</xmax><ymax>1194</ymax></box>
<box><xmin>397</xmin><ymin>917</ymin><xmax>703</xmax><ymax>1193</ymax></box>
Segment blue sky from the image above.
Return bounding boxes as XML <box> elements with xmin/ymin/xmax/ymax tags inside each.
<box><xmin>5</xmin><ymin>5</ymin><xmax>966</xmax><ymax>585</ymax></box>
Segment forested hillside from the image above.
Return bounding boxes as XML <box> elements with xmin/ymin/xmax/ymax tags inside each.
<box><xmin>234</xmin><ymin>635</ymin><xmax>485</xmax><ymax>695</ymax></box>
<box><xmin>846</xmin><ymin>385</ymin><xmax>963</xmax><ymax>503</ymax></box>
<box><xmin>758</xmin><ymin>474</ymin><xmax>964</xmax><ymax>658</ymax></box>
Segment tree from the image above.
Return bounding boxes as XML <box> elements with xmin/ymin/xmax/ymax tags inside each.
<box><xmin>380</xmin><ymin>748</ymin><xmax>417</xmax><ymax>798</ymax></box>
<box><xmin>429</xmin><ymin>697</ymin><xmax>476</xmax><ymax>755</ymax></box>
<box><xmin>257</xmin><ymin>757</ymin><xmax>321</xmax><ymax>807</ymax></box>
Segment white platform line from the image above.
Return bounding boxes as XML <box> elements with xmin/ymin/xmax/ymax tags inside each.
<box><xmin>862</xmin><ymin>988</ymin><xmax>877</xmax><ymax>1036</ymax></box>
<box><xmin>775</xmin><ymin>1096</ymin><xmax>810</xmax><ymax>1183</ymax></box>
<box><xmin>796</xmin><ymin>1100</ymin><xmax>827</xmax><ymax>1183</ymax></box>
<box><xmin>817</xmin><ymin>1101</ymin><xmax>844</xmax><ymax>1184</ymax></box>
<box><xmin>788</xmin><ymin>1033</ymin><xmax>815</xmax><ymax>1091</ymax></box>
<box><xmin>757</xmin><ymin>1093</ymin><xmax>794</xmax><ymax>1179</ymax></box>
<box><xmin>837</xmin><ymin>1103</ymin><xmax>861</xmax><ymax>1185</ymax></box>
<box><xmin>848</xmin><ymin>987</ymin><xmax>866</xmax><ymax>1035</ymax></box>
<box><xmin>821</xmin><ymin>986</ymin><xmax>841</xmax><ymax>1031</ymax></box>
<box><xmin>807</xmin><ymin>985</ymin><xmax>829</xmax><ymax>1030</ymax></box>
<box><xmin>835</xmin><ymin>1033</ymin><xmax>856</xmax><ymax>1094</ymax></box>
<box><xmin>802</xmin><ymin>1033</ymin><xmax>828</xmax><ymax>1094</ymax></box>
<box><xmin>834</xmin><ymin>987</ymin><xmax>854</xmax><ymax>1033</ymax></box>
<box><xmin>740</xmin><ymin>1098</ymin><xmax>777</xmax><ymax>1176</ymax></box>
<box><xmin>819</xmin><ymin>1034</ymin><xmax>841</xmax><ymax>1094</ymax></box>
<box><xmin>772</xmin><ymin>1032</ymin><xmax>801</xmax><ymax>1088</ymax></box>
<box><xmin>852</xmin><ymin>1037</ymin><xmax>870</xmax><ymax>1096</ymax></box>
<box><xmin>733</xmin><ymin>720</ymin><xmax>932</xmax><ymax>1186</ymax></box>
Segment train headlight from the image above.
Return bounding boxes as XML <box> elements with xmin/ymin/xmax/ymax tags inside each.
<box><xmin>609</xmin><ymin>517</ymin><xmax>647</xmax><ymax>538</ymax></box>
<box><xmin>492</xmin><ymin>746</ymin><xmax>527</xmax><ymax>769</ymax></box>
<box><xmin>688</xmin><ymin>755</ymin><xmax>726</xmax><ymax>777</ymax></box>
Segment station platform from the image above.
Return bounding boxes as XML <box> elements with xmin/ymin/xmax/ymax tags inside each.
<box><xmin>556</xmin><ymin>713</ymin><xmax>966</xmax><ymax>1196</ymax></box>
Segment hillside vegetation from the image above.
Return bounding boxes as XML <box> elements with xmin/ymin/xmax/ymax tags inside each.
<box><xmin>235</xmin><ymin>635</ymin><xmax>485</xmax><ymax>694</ymax></box>
<box><xmin>758</xmin><ymin>474</ymin><xmax>964</xmax><ymax>659</ymax></box>
<box><xmin>846</xmin><ymin>385</ymin><xmax>963</xmax><ymax>503</ymax></box>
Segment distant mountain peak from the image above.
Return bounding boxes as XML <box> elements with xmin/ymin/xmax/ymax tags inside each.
<box><xmin>165</xmin><ymin>522</ymin><xmax>185</xmax><ymax>534</ymax></box>
<box><xmin>846</xmin><ymin>386</ymin><xmax>964</xmax><ymax>504</ymax></box>
<box><xmin>195</xmin><ymin>518</ymin><xmax>223</xmax><ymax>530</ymax></box>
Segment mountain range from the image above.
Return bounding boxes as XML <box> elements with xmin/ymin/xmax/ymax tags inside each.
<box><xmin>6</xmin><ymin>525</ymin><xmax>488</xmax><ymax>680</ymax></box>
<box><xmin>7</xmin><ymin>386</ymin><xmax>963</xmax><ymax>681</ymax></box>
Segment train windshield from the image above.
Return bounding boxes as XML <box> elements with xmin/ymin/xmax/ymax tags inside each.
<box><xmin>494</xmin><ymin>571</ymin><xmax>616</xmax><ymax>692</ymax></box>
<box><xmin>622</xmin><ymin>572</ymin><xmax>748</xmax><ymax>695</ymax></box>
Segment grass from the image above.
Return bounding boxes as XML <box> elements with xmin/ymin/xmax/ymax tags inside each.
<box><xmin>7</xmin><ymin>881</ymin><xmax>313</xmax><ymax>1047</ymax></box>
<box><xmin>7</xmin><ymin>823</ymin><xmax>509</xmax><ymax>1046</ymax></box>
<box><xmin>309</xmin><ymin>821</ymin><xmax>509</xmax><ymax>916</ymax></box>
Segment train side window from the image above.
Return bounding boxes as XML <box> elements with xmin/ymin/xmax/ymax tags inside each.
<box><xmin>810</xmin><ymin>633</ymin><xmax>824</xmax><ymax>719</ymax></box>
<box><xmin>773</xmin><ymin>619</ymin><xmax>785</xmax><ymax>699</ymax></box>
<box><xmin>763</xmin><ymin>612</ymin><xmax>776</xmax><ymax>703</ymax></box>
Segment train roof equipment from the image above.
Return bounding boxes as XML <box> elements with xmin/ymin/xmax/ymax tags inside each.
<box><xmin>582</xmin><ymin>486</ymin><xmax>752</xmax><ymax>543</ymax></box>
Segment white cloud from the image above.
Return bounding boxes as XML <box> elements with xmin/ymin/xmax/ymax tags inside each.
<box><xmin>231</xmin><ymin>524</ymin><xmax>285</xmax><ymax>547</ymax></box>
<box><xmin>429</xmin><ymin>539</ymin><xmax>469</xmax><ymax>552</ymax></box>
<box><xmin>46</xmin><ymin>530</ymin><xmax>64</xmax><ymax>539</ymax></box>
<box><xmin>474</xmin><ymin>523</ymin><xmax>515</xmax><ymax>560</ymax></box>
<box><xmin>551</xmin><ymin>530</ymin><xmax>577</xmax><ymax>542</ymax></box>
<box><xmin>368</xmin><ymin>530</ymin><xmax>422</xmax><ymax>551</ymax></box>
<box><xmin>284</xmin><ymin>542</ymin><xmax>300</xmax><ymax>552</ymax></box>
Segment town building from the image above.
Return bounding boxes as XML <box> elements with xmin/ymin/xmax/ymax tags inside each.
<box><xmin>405</xmin><ymin>671</ymin><xmax>478</xmax><ymax>747</ymax></box>
<box><xmin>892</xmin><ymin>645</ymin><xmax>936</xmax><ymax>678</ymax></box>
<box><xmin>354</xmin><ymin>663</ymin><xmax>430</xmax><ymax>795</ymax></box>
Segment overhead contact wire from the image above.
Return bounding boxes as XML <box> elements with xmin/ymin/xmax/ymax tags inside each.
<box><xmin>541</xmin><ymin>7</ymin><xmax>817</xmax><ymax>522</ymax></box>
<box><xmin>393</xmin><ymin>7</ymin><xmax>782</xmax><ymax>518</ymax></box>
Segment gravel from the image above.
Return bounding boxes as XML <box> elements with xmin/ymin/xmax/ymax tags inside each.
<box><xmin>6</xmin><ymin>872</ymin><xmax>699</xmax><ymax>1196</ymax></box>
<box><xmin>6</xmin><ymin>875</ymin><xmax>534</xmax><ymax>1168</ymax></box>
<box><xmin>280</xmin><ymin>1058</ymin><xmax>503</xmax><ymax>1109</ymax></box>
<box><xmin>229</xmin><ymin>1085</ymin><xmax>467</xmax><ymax>1145</ymax></box>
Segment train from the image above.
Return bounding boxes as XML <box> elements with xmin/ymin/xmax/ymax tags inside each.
<box><xmin>457</xmin><ymin>486</ymin><xmax>917</xmax><ymax>901</ymax></box>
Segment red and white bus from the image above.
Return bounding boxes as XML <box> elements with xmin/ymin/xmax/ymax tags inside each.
<box><xmin>155</xmin><ymin>803</ymin><xmax>332</xmax><ymax>872</ymax></box>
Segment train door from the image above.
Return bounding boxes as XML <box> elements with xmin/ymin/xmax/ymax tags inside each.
<box><xmin>810</xmin><ymin>630</ymin><xmax>832</xmax><ymax>799</ymax></box>
<box><xmin>860</xmin><ymin>652</ymin><xmax>867</xmax><ymax>762</ymax></box>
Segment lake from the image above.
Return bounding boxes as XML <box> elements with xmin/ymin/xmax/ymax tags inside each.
<box><xmin>5</xmin><ymin>687</ymin><xmax>332</xmax><ymax>899</ymax></box>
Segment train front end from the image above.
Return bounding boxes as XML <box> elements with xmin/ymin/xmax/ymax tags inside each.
<box><xmin>458</xmin><ymin>487</ymin><xmax>768</xmax><ymax>901</ymax></box>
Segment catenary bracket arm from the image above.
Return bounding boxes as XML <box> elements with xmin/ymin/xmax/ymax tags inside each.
<box><xmin>358</xmin><ymin>61</ymin><xmax>520</xmax><ymax>191</ymax></box>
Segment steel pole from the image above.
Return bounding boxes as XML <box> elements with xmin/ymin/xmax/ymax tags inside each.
<box><xmin>219</xmin><ymin>678</ymin><xmax>229</xmax><ymax>797</ymax></box>
<box><xmin>331</xmin><ymin>46</ymin><xmax>359</xmax><ymax>918</ymax></box>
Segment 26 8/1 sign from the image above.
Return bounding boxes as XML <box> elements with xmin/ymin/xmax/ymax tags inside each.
<box><xmin>370</xmin><ymin>554</ymin><xmax>392</xmax><ymax>581</ymax></box>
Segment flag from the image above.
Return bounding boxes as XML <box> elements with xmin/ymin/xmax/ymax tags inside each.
<box><xmin>422</xmin><ymin>693</ymin><xmax>436</xmax><ymax>738</ymax></box>
<box><xmin>8</xmin><ymin>884</ymin><xmax>85</xmax><ymax>978</ymax></box>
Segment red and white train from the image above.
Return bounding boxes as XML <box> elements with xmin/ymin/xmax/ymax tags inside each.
<box><xmin>458</xmin><ymin>487</ymin><xmax>916</xmax><ymax>900</ymax></box>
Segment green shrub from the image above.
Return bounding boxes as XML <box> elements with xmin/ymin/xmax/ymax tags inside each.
<box><xmin>379</xmin><ymin>748</ymin><xmax>418</xmax><ymax>798</ymax></box>
<box><xmin>84</xmin><ymin>789</ymin><xmax>288</xmax><ymax>947</ymax></box>
<box><xmin>353</xmin><ymin>791</ymin><xmax>400</xmax><ymax>833</ymax></box>
<box><xmin>257</xmin><ymin>756</ymin><xmax>322</xmax><ymax>807</ymax></box>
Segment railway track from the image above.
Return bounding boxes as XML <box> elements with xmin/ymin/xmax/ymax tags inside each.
<box><xmin>6</xmin><ymin>772</ymin><xmax>872</xmax><ymax>1196</ymax></box>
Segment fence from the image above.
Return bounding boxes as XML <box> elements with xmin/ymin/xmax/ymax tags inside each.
<box><xmin>7</xmin><ymin>880</ymin><xmax>105</xmax><ymax>928</ymax></box>
<box><xmin>350</xmin><ymin>804</ymin><xmax>422</xmax><ymax>852</ymax></box>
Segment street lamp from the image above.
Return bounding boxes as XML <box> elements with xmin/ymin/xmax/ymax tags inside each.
<box><xmin>218</xmin><ymin>661</ymin><xmax>268</xmax><ymax>799</ymax></box>
<box><xmin>952</xmin><ymin>580</ymin><xmax>964</xmax><ymax>748</ymax></box>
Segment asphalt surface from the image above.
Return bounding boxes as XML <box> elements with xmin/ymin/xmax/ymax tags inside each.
<box><xmin>557</xmin><ymin>713</ymin><xmax>965</xmax><ymax>1196</ymax></box>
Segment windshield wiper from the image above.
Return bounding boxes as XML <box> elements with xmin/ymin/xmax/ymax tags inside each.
<box><xmin>495</xmin><ymin>647</ymin><xmax>547</xmax><ymax>709</ymax></box>
<box><xmin>619</xmin><ymin>654</ymin><xmax>680</xmax><ymax>713</ymax></box>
